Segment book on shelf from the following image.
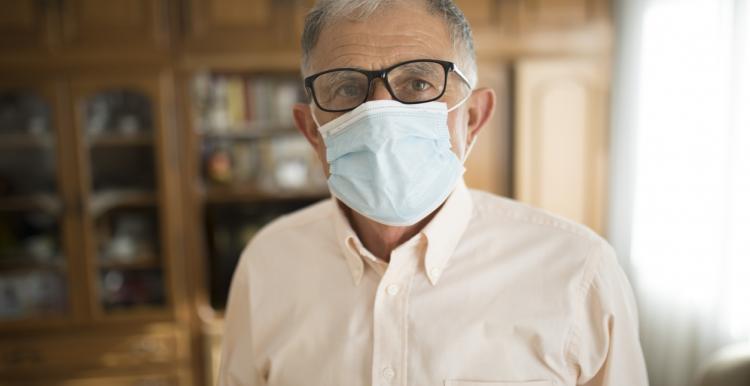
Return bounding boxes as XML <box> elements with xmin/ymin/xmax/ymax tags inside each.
<box><xmin>225</xmin><ymin>76</ymin><xmax>247</xmax><ymax>130</ymax></box>
<box><xmin>194</xmin><ymin>73</ymin><xmax>305</xmax><ymax>134</ymax></box>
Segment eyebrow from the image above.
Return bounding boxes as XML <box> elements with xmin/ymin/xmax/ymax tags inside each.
<box><xmin>400</xmin><ymin>62</ymin><xmax>436</xmax><ymax>73</ymax></box>
<box><xmin>316</xmin><ymin>59</ymin><xmax>443</xmax><ymax>74</ymax></box>
<box><xmin>318</xmin><ymin>71</ymin><xmax>365</xmax><ymax>84</ymax></box>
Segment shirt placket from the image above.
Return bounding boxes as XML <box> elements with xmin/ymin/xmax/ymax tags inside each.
<box><xmin>370</xmin><ymin>239</ymin><xmax>421</xmax><ymax>386</ymax></box>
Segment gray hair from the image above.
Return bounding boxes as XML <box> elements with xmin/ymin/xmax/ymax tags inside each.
<box><xmin>300</xmin><ymin>0</ymin><xmax>477</xmax><ymax>87</ymax></box>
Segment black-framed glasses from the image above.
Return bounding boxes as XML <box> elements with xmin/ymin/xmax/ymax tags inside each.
<box><xmin>304</xmin><ymin>59</ymin><xmax>471</xmax><ymax>113</ymax></box>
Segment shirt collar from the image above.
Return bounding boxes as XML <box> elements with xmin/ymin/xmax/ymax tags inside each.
<box><xmin>421</xmin><ymin>178</ymin><xmax>473</xmax><ymax>285</ymax></box>
<box><xmin>332</xmin><ymin>202</ymin><xmax>366</xmax><ymax>285</ymax></box>
<box><xmin>332</xmin><ymin>179</ymin><xmax>474</xmax><ymax>286</ymax></box>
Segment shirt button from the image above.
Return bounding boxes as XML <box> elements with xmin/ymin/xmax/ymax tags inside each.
<box><xmin>382</xmin><ymin>366</ymin><xmax>395</xmax><ymax>379</ymax></box>
<box><xmin>386</xmin><ymin>284</ymin><xmax>400</xmax><ymax>295</ymax></box>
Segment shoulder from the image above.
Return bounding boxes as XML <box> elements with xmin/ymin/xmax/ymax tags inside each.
<box><xmin>468</xmin><ymin>189</ymin><xmax>634</xmax><ymax>311</ymax></box>
<box><xmin>469</xmin><ymin>189</ymin><xmax>603</xmax><ymax>242</ymax></box>
<box><xmin>467</xmin><ymin>188</ymin><xmax>618</xmax><ymax>277</ymax></box>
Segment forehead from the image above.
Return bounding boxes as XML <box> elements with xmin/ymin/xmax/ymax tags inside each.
<box><xmin>308</xmin><ymin>3</ymin><xmax>455</xmax><ymax>74</ymax></box>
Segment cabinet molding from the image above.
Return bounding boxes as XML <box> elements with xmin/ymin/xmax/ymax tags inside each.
<box><xmin>0</xmin><ymin>0</ymin><xmax>56</xmax><ymax>50</ymax></box>
<box><xmin>60</xmin><ymin>0</ymin><xmax>169</xmax><ymax>50</ymax></box>
<box><xmin>514</xmin><ymin>58</ymin><xmax>609</xmax><ymax>234</ymax></box>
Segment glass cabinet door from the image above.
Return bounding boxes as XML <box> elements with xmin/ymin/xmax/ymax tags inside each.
<box><xmin>74</xmin><ymin>82</ymin><xmax>169</xmax><ymax>318</ymax></box>
<box><xmin>0</xmin><ymin>88</ymin><xmax>69</xmax><ymax>323</ymax></box>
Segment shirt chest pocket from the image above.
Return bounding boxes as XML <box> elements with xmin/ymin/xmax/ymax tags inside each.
<box><xmin>445</xmin><ymin>381</ymin><xmax>554</xmax><ymax>386</ymax></box>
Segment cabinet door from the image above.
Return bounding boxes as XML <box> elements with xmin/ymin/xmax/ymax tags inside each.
<box><xmin>69</xmin><ymin>72</ymin><xmax>179</xmax><ymax>321</ymax></box>
<box><xmin>514</xmin><ymin>58</ymin><xmax>609</xmax><ymax>234</ymax></box>
<box><xmin>454</xmin><ymin>0</ymin><xmax>516</xmax><ymax>32</ymax></box>
<box><xmin>0</xmin><ymin>328</ymin><xmax>187</xmax><ymax>374</ymax></box>
<box><xmin>183</xmin><ymin>0</ymin><xmax>295</xmax><ymax>52</ymax></box>
<box><xmin>0</xmin><ymin>78</ymin><xmax>84</xmax><ymax>328</ymax></box>
<box><xmin>518</xmin><ymin>0</ymin><xmax>609</xmax><ymax>32</ymax></box>
<box><xmin>60</xmin><ymin>0</ymin><xmax>169</xmax><ymax>51</ymax></box>
<box><xmin>455</xmin><ymin>0</ymin><xmax>498</xmax><ymax>26</ymax></box>
<box><xmin>0</xmin><ymin>0</ymin><xmax>55</xmax><ymax>51</ymax></box>
<box><xmin>1</xmin><ymin>372</ymin><xmax>190</xmax><ymax>386</ymax></box>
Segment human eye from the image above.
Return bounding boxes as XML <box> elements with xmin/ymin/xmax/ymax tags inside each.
<box><xmin>391</xmin><ymin>75</ymin><xmax>440</xmax><ymax>102</ymax></box>
<box><xmin>335</xmin><ymin>81</ymin><xmax>366</xmax><ymax>98</ymax></box>
<box><xmin>409</xmin><ymin>78</ymin><xmax>434</xmax><ymax>92</ymax></box>
<box><xmin>315</xmin><ymin>71</ymin><xmax>367</xmax><ymax>107</ymax></box>
<box><xmin>389</xmin><ymin>62</ymin><xmax>445</xmax><ymax>102</ymax></box>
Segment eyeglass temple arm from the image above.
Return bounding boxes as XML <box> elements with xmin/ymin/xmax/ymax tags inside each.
<box><xmin>452</xmin><ymin>66</ymin><xmax>473</xmax><ymax>88</ymax></box>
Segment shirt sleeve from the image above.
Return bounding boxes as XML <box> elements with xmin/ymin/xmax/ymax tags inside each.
<box><xmin>571</xmin><ymin>240</ymin><xmax>649</xmax><ymax>386</ymax></box>
<box><xmin>217</xmin><ymin>250</ymin><xmax>267</xmax><ymax>386</ymax></box>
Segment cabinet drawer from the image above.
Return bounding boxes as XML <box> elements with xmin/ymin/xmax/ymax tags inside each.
<box><xmin>1</xmin><ymin>372</ymin><xmax>185</xmax><ymax>386</ymax></box>
<box><xmin>0</xmin><ymin>330</ymin><xmax>186</xmax><ymax>372</ymax></box>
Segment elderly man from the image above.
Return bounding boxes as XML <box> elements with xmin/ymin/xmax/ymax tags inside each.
<box><xmin>218</xmin><ymin>0</ymin><xmax>648</xmax><ymax>385</ymax></box>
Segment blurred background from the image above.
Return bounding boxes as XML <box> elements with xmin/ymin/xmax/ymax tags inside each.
<box><xmin>0</xmin><ymin>0</ymin><xmax>747</xmax><ymax>386</ymax></box>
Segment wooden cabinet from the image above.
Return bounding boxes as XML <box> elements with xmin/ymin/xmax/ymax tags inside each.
<box><xmin>514</xmin><ymin>58</ymin><xmax>609</xmax><ymax>234</ymax></box>
<box><xmin>457</xmin><ymin>0</ymin><xmax>608</xmax><ymax>31</ymax></box>
<box><xmin>60</xmin><ymin>0</ymin><xmax>169</xmax><ymax>50</ymax></box>
<box><xmin>0</xmin><ymin>72</ymin><xmax>182</xmax><ymax>326</ymax></box>
<box><xmin>0</xmin><ymin>0</ymin><xmax>57</xmax><ymax>51</ymax></box>
<box><xmin>517</xmin><ymin>0</ymin><xmax>603</xmax><ymax>31</ymax></box>
<box><xmin>458</xmin><ymin>0</ymin><xmax>611</xmax><ymax>56</ymax></box>
<box><xmin>68</xmin><ymin>73</ymin><xmax>181</xmax><ymax>322</ymax></box>
<box><xmin>181</xmin><ymin>0</ymin><xmax>308</xmax><ymax>52</ymax></box>
<box><xmin>454</xmin><ymin>0</ymin><xmax>516</xmax><ymax>32</ymax></box>
<box><xmin>0</xmin><ymin>329</ymin><xmax>187</xmax><ymax>373</ymax></box>
<box><xmin>455</xmin><ymin>0</ymin><xmax>498</xmax><ymax>26</ymax></box>
<box><xmin>2</xmin><ymin>2</ymin><xmax>614</xmax><ymax>386</ymax></box>
<box><xmin>0</xmin><ymin>0</ymin><xmax>168</xmax><ymax>54</ymax></box>
<box><xmin>0</xmin><ymin>70</ymin><xmax>189</xmax><ymax>383</ymax></box>
<box><xmin>0</xmin><ymin>328</ymin><xmax>192</xmax><ymax>385</ymax></box>
<box><xmin>0</xmin><ymin>76</ymin><xmax>84</xmax><ymax>328</ymax></box>
<box><xmin>2</xmin><ymin>371</ymin><xmax>189</xmax><ymax>386</ymax></box>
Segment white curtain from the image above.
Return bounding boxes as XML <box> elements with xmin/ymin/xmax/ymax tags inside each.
<box><xmin>609</xmin><ymin>1</ymin><xmax>750</xmax><ymax>386</ymax></box>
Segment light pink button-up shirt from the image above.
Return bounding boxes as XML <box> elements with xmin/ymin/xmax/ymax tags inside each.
<box><xmin>218</xmin><ymin>180</ymin><xmax>648</xmax><ymax>386</ymax></box>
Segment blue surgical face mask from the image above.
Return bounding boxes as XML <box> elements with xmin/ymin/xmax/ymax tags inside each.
<box><xmin>312</xmin><ymin>98</ymin><xmax>472</xmax><ymax>226</ymax></box>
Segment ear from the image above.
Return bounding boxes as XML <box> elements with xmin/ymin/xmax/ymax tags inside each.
<box><xmin>293</xmin><ymin>102</ymin><xmax>326</xmax><ymax>153</ymax></box>
<box><xmin>465</xmin><ymin>87</ymin><xmax>496</xmax><ymax>146</ymax></box>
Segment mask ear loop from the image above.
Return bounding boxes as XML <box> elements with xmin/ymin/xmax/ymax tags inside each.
<box><xmin>310</xmin><ymin>103</ymin><xmax>322</xmax><ymax>129</ymax></box>
<box><xmin>445</xmin><ymin>90</ymin><xmax>476</xmax><ymax>163</ymax></box>
<box><xmin>463</xmin><ymin>136</ymin><xmax>478</xmax><ymax>163</ymax></box>
<box><xmin>446</xmin><ymin>91</ymin><xmax>471</xmax><ymax>113</ymax></box>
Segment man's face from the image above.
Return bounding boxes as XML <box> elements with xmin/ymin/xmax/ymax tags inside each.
<box><xmin>297</xmin><ymin>3</ymin><xmax>475</xmax><ymax>176</ymax></box>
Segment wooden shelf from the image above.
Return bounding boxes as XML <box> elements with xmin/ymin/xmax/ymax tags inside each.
<box><xmin>198</xmin><ymin>125</ymin><xmax>299</xmax><ymax>141</ymax></box>
<box><xmin>0</xmin><ymin>194</ymin><xmax>63</xmax><ymax>213</ymax></box>
<box><xmin>202</xmin><ymin>186</ymin><xmax>328</xmax><ymax>204</ymax></box>
<box><xmin>99</xmin><ymin>305</ymin><xmax>170</xmax><ymax>319</ymax></box>
<box><xmin>87</xmin><ymin>133</ymin><xmax>154</xmax><ymax>147</ymax></box>
<box><xmin>0</xmin><ymin>257</ymin><xmax>66</xmax><ymax>272</ymax></box>
<box><xmin>0</xmin><ymin>134</ymin><xmax>54</xmax><ymax>148</ymax></box>
<box><xmin>98</xmin><ymin>255</ymin><xmax>161</xmax><ymax>270</ymax></box>
<box><xmin>89</xmin><ymin>190</ymin><xmax>157</xmax><ymax>216</ymax></box>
